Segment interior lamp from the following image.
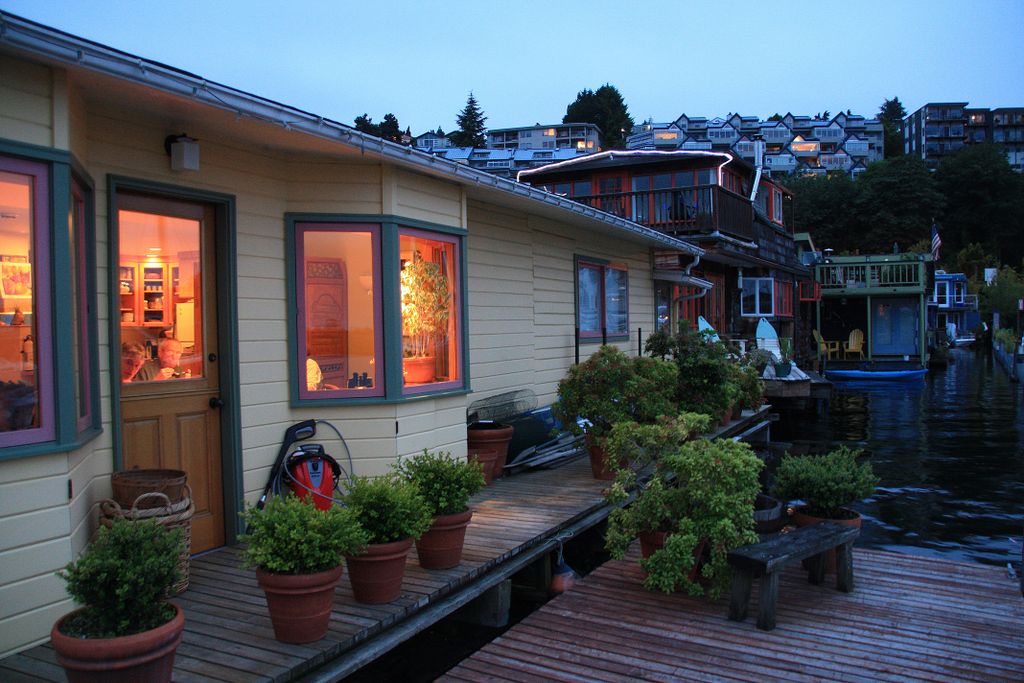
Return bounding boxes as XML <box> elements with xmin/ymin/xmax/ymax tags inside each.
<box><xmin>165</xmin><ymin>134</ymin><xmax>200</xmax><ymax>171</ymax></box>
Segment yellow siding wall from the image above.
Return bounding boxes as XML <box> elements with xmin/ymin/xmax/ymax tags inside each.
<box><xmin>0</xmin><ymin>57</ymin><xmax>656</xmax><ymax>656</ymax></box>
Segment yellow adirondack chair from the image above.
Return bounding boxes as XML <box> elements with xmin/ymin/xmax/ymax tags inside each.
<box><xmin>812</xmin><ymin>329</ymin><xmax>840</xmax><ymax>360</ymax></box>
<box><xmin>844</xmin><ymin>328</ymin><xmax>865</xmax><ymax>359</ymax></box>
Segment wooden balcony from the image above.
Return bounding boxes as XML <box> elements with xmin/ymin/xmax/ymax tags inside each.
<box><xmin>817</xmin><ymin>256</ymin><xmax>928</xmax><ymax>296</ymax></box>
<box><xmin>572</xmin><ymin>185</ymin><xmax>755</xmax><ymax>241</ymax></box>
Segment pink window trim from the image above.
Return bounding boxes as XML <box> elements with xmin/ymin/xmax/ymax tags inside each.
<box><xmin>0</xmin><ymin>156</ymin><xmax>55</xmax><ymax>447</ymax></box>
<box><xmin>400</xmin><ymin>227</ymin><xmax>463</xmax><ymax>396</ymax></box>
<box><xmin>295</xmin><ymin>223</ymin><xmax>384</xmax><ymax>400</ymax></box>
<box><xmin>72</xmin><ymin>181</ymin><xmax>93</xmax><ymax>432</ymax></box>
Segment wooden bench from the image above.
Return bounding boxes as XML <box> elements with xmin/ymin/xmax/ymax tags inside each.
<box><xmin>727</xmin><ymin>522</ymin><xmax>859</xmax><ymax>631</ymax></box>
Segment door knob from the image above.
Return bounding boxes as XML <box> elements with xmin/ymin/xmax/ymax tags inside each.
<box><xmin>209</xmin><ymin>397</ymin><xmax>224</xmax><ymax>409</ymax></box>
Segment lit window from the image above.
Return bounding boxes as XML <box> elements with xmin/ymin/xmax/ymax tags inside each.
<box><xmin>295</xmin><ymin>224</ymin><xmax>383</xmax><ymax>398</ymax></box>
<box><xmin>0</xmin><ymin>158</ymin><xmax>53</xmax><ymax>446</ymax></box>
<box><xmin>577</xmin><ymin>258</ymin><xmax>628</xmax><ymax>339</ymax></box>
<box><xmin>400</xmin><ymin>230</ymin><xmax>460</xmax><ymax>393</ymax></box>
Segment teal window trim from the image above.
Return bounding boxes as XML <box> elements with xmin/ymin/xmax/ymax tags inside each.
<box><xmin>574</xmin><ymin>254</ymin><xmax>630</xmax><ymax>343</ymax></box>
<box><xmin>285</xmin><ymin>213</ymin><xmax>470</xmax><ymax>406</ymax></box>
<box><xmin>0</xmin><ymin>140</ymin><xmax>102</xmax><ymax>462</ymax></box>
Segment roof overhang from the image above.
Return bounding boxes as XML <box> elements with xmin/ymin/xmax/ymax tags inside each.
<box><xmin>0</xmin><ymin>11</ymin><xmax>702</xmax><ymax>258</ymax></box>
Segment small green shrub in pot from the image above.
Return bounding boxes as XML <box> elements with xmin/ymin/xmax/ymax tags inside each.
<box><xmin>344</xmin><ymin>474</ymin><xmax>433</xmax><ymax>545</ymax></box>
<box><xmin>771</xmin><ymin>446</ymin><xmax>879</xmax><ymax>519</ymax></box>
<box><xmin>240</xmin><ymin>494</ymin><xmax>367</xmax><ymax>574</ymax></box>
<box><xmin>736</xmin><ymin>362</ymin><xmax>765</xmax><ymax>411</ymax></box>
<box><xmin>58</xmin><ymin>518</ymin><xmax>182</xmax><ymax>638</ymax></box>
<box><xmin>394</xmin><ymin>449</ymin><xmax>486</xmax><ymax>516</ymax></box>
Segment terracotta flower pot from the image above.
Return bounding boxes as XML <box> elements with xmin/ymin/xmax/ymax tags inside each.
<box><xmin>416</xmin><ymin>509</ymin><xmax>473</xmax><ymax>569</ymax></box>
<box><xmin>467</xmin><ymin>447</ymin><xmax>499</xmax><ymax>485</ymax></box>
<box><xmin>587</xmin><ymin>441</ymin><xmax>616</xmax><ymax>480</ymax></box>
<box><xmin>51</xmin><ymin>603</ymin><xmax>184</xmax><ymax>683</ymax></box>
<box><xmin>792</xmin><ymin>506</ymin><xmax>862</xmax><ymax>573</ymax></box>
<box><xmin>256</xmin><ymin>565</ymin><xmax>343</xmax><ymax>643</ymax></box>
<box><xmin>467</xmin><ymin>423</ymin><xmax>514</xmax><ymax>478</ymax></box>
<box><xmin>345</xmin><ymin>537</ymin><xmax>414</xmax><ymax>604</ymax></box>
<box><xmin>404</xmin><ymin>355</ymin><xmax>436</xmax><ymax>384</ymax></box>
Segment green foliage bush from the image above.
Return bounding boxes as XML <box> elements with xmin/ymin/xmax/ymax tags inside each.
<box><xmin>58</xmin><ymin>519</ymin><xmax>181</xmax><ymax>638</ymax></box>
<box><xmin>606</xmin><ymin>438</ymin><xmax>762</xmax><ymax>599</ymax></box>
<box><xmin>771</xmin><ymin>446</ymin><xmax>879</xmax><ymax>519</ymax></box>
<box><xmin>344</xmin><ymin>474</ymin><xmax>432</xmax><ymax>545</ymax></box>
<box><xmin>647</xmin><ymin>323</ymin><xmax>733</xmax><ymax>417</ymax></box>
<box><xmin>994</xmin><ymin>327</ymin><xmax>1020</xmax><ymax>353</ymax></box>
<box><xmin>394</xmin><ymin>449</ymin><xmax>485</xmax><ymax>516</ymax></box>
<box><xmin>240</xmin><ymin>494</ymin><xmax>367</xmax><ymax>574</ymax></box>
<box><xmin>735</xmin><ymin>362</ymin><xmax>765</xmax><ymax>410</ymax></box>
<box><xmin>552</xmin><ymin>345</ymin><xmax>678</xmax><ymax>442</ymax></box>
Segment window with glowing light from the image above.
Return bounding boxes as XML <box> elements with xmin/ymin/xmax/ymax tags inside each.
<box><xmin>0</xmin><ymin>157</ymin><xmax>52</xmax><ymax>446</ymax></box>
<box><xmin>400</xmin><ymin>230</ymin><xmax>460</xmax><ymax>393</ymax></box>
<box><xmin>295</xmin><ymin>223</ymin><xmax>383</xmax><ymax>398</ymax></box>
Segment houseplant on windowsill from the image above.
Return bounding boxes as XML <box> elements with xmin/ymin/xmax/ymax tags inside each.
<box><xmin>552</xmin><ymin>345</ymin><xmax>678</xmax><ymax>479</ymax></box>
<box><xmin>240</xmin><ymin>494</ymin><xmax>367</xmax><ymax>643</ymax></box>
<box><xmin>395</xmin><ymin>449</ymin><xmax>486</xmax><ymax>569</ymax></box>
<box><xmin>52</xmin><ymin>518</ymin><xmax>184</xmax><ymax>683</ymax></box>
<box><xmin>343</xmin><ymin>474</ymin><xmax>432</xmax><ymax>603</ymax></box>
<box><xmin>605</xmin><ymin>437</ymin><xmax>762</xmax><ymax>598</ymax></box>
<box><xmin>401</xmin><ymin>250</ymin><xmax>451</xmax><ymax>384</ymax></box>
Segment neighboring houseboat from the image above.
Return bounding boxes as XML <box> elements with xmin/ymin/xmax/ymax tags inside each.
<box><xmin>518</xmin><ymin>147</ymin><xmax>813</xmax><ymax>353</ymax></box>
<box><xmin>0</xmin><ymin>13</ymin><xmax>705</xmax><ymax>656</ymax></box>
<box><xmin>928</xmin><ymin>270</ymin><xmax>981</xmax><ymax>346</ymax></box>
<box><xmin>814</xmin><ymin>253</ymin><xmax>932</xmax><ymax>368</ymax></box>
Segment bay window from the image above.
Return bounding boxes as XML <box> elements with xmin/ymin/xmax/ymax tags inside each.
<box><xmin>577</xmin><ymin>257</ymin><xmax>628</xmax><ymax>340</ymax></box>
<box><xmin>288</xmin><ymin>216</ymin><xmax>464</xmax><ymax>404</ymax></box>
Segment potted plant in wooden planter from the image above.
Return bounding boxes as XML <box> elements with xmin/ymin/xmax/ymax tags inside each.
<box><xmin>771</xmin><ymin>445</ymin><xmax>878</xmax><ymax>530</ymax></box>
<box><xmin>553</xmin><ymin>345</ymin><xmax>677</xmax><ymax>479</ymax></box>
<box><xmin>52</xmin><ymin>518</ymin><xmax>184</xmax><ymax>683</ymax></box>
<box><xmin>395</xmin><ymin>449</ymin><xmax>486</xmax><ymax>569</ymax></box>
<box><xmin>343</xmin><ymin>474</ymin><xmax>433</xmax><ymax>603</ymax></box>
<box><xmin>401</xmin><ymin>250</ymin><xmax>450</xmax><ymax>384</ymax></box>
<box><xmin>240</xmin><ymin>495</ymin><xmax>367</xmax><ymax>643</ymax></box>
<box><xmin>606</xmin><ymin>437</ymin><xmax>762</xmax><ymax>598</ymax></box>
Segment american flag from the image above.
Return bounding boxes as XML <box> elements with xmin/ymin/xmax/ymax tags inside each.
<box><xmin>931</xmin><ymin>223</ymin><xmax>942</xmax><ymax>262</ymax></box>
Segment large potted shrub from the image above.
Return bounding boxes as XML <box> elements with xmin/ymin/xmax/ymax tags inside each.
<box><xmin>647</xmin><ymin>323</ymin><xmax>732</xmax><ymax>423</ymax></box>
<box><xmin>395</xmin><ymin>449</ymin><xmax>486</xmax><ymax>569</ymax></box>
<box><xmin>606</xmin><ymin>438</ymin><xmax>762</xmax><ymax>598</ymax></box>
<box><xmin>401</xmin><ymin>250</ymin><xmax>450</xmax><ymax>384</ymax></box>
<box><xmin>552</xmin><ymin>345</ymin><xmax>677</xmax><ymax>479</ymax></box>
<box><xmin>771</xmin><ymin>446</ymin><xmax>878</xmax><ymax>527</ymax></box>
<box><xmin>52</xmin><ymin>518</ymin><xmax>184</xmax><ymax>683</ymax></box>
<box><xmin>343</xmin><ymin>474</ymin><xmax>433</xmax><ymax>603</ymax></box>
<box><xmin>240</xmin><ymin>495</ymin><xmax>367</xmax><ymax>643</ymax></box>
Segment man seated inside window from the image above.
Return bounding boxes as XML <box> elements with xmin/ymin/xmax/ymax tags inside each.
<box><xmin>134</xmin><ymin>337</ymin><xmax>190</xmax><ymax>381</ymax></box>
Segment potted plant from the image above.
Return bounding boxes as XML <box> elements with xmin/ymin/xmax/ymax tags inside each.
<box><xmin>606</xmin><ymin>438</ymin><xmax>762</xmax><ymax>598</ymax></box>
<box><xmin>52</xmin><ymin>518</ymin><xmax>184</xmax><ymax>683</ymax></box>
<box><xmin>604</xmin><ymin>413</ymin><xmax>710</xmax><ymax>496</ymax></box>
<box><xmin>240</xmin><ymin>495</ymin><xmax>367</xmax><ymax>643</ymax></box>
<box><xmin>774</xmin><ymin>337</ymin><xmax>794</xmax><ymax>377</ymax></box>
<box><xmin>401</xmin><ymin>250</ymin><xmax>450</xmax><ymax>384</ymax></box>
<box><xmin>343</xmin><ymin>474</ymin><xmax>433</xmax><ymax>603</ymax></box>
<box><xmin>395</xmin><ymin>449</ymin><xmax>486</xmax><ymax>569</ymax></box>
<box><xmin>736</xmin><ymin>360</ymin><xmax>766</xmax><ymax>412</ymax></box>
<box><xmin>771</xmin><ymin>446</ymin><xmax>878</xmax><ymax>528</ymax></box>
<box><xmin>648</xmin><ymin>323</ymin><xmax>732</xmax><ymax>423</ymax></box>
<box><xmin>552</xmin><ymin>345</ymin><xmax>677</xmax><ymax>479</ymax></box>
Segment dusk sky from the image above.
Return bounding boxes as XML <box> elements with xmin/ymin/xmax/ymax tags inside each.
<box><xmin>3</xmin><ymin>0</ymin><xmax>1023</xmax><ymax>135</ymax></box>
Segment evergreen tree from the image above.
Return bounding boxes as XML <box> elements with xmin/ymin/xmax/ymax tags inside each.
<box><xmin>564</xmin><ymin>84</ymin><xmax>634</xmax><ymax>150</ymax></box>
<box><xmin>450</xmin><ymin>92</ymin><xmax>487</xmax><ymax>147</ymax></box>
<box><xmin>379</xmin><ymin>113</ymin><xmax>402</xmax><ymax>143</ymax></box>
<box><xmin>354</xmin><ymin>114</ymin><xmax>380</xmax><ymax>137</ymax></box>
<box><xmin>853</xmin><ymin>155</ymin><xmax>944</xmax><ymax>252</ymax></box>
<box><xmin>767</xmin><ymin>113</ymin><xmax>783</xmax><ymax>122</ymax></box>
<box><xmin>786</xmin><ymin>174</ymin><xmax>860</xmax><ymax>252</ymax></box>
<box><xmin>878</xmin><ymin>96</ymin><xmax>907</xmax><ymax>159</ymax></box>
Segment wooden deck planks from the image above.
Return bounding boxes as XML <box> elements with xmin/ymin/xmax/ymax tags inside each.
<box><xmin>442</xmin><ymin>546</ymin><xmax>1024</xmax><ymax>683</ymax></box>
<box><xmin>0</xmin><ymin>457</ymin><xmax>611</xmax><ymax>682</ymax></box>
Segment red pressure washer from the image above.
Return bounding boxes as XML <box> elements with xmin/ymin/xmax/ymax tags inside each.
<box><xmin>257</xmin><ymin>420</ymin><xmax>352</xmax><ymax>510</ymax></box>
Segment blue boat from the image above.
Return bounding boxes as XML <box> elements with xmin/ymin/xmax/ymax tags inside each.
<box><xmin>825</xmin><ymin>368</ymin><xmax>928</xmax><ymax>381</ymax></box>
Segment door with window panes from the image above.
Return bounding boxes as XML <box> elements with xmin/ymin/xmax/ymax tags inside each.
<box><xmin>117</xmin><ymin>194</ymin><xmax>224</xmax><ymax>552</ymax></box>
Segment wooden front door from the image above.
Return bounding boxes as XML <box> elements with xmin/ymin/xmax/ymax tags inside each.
<box><xmin>118</xmin><ymin>194</ymin><xmax>224</xmax><ymax>552</ymax></box>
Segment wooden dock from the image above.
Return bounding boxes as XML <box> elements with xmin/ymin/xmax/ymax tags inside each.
<box><xmin>442</xmin><ymin>545</ymin><xmax>1024</xmax><ymax>682</ymax></box>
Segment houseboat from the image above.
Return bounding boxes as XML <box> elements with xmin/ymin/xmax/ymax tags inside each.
<box><xmin>518</xmin><ymin>147</ymin><xmax>814</xmax><ymax>354</ymax></box>
<box><xmin>928</xmin><ymin>270</ymin><xmax>981</xmax><ymax>346</ymax></box>
<box><xmin>0</xmin><ymin>13</ymin><xmax>707</xmax><ymax>656</ymax></box>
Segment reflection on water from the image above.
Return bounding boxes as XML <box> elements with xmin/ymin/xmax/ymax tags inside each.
<box><xmin>777</xmin><ymin>348</ymin><xmax>1024</xmax><ymax>566</ymax></box>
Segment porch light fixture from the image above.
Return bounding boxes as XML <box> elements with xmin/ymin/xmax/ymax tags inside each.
<box><xmin>164</xmin><ymin>134</ymin><xmax>200</xmax><ymax>171</ymax></box>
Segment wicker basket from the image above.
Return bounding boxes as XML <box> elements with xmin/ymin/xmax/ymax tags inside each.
<box><xmin>100</xmin><ymin>487</ymin><xmax>194</xmax><ymax>595</ymax></box>
<box><xmin>111</xmin><ymin>469</ymin><xmax>188</xmax><ymax>509</ymax></box>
